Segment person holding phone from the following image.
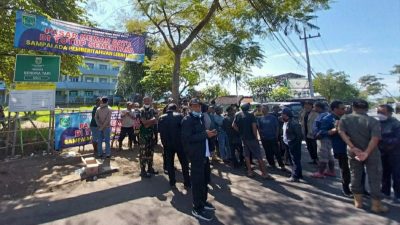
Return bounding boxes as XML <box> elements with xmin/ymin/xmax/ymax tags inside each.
<box><xmin>182</xmin><ymin>98</ymin><xmax>217</xmax><ymax>221</ymax></box>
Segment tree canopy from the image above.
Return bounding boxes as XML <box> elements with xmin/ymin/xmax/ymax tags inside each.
<box><xmin>133</xmin><ymin>0</ymin><xmax>330</xmax><ymax>101</ymax></box>
<box><xmin>313</xmin><ymin>70</ymin><xmax>360</xmax><ymax>102</ymax></box>
<box><xmin>200</xmin><ymin>84</ymin><xmax>230</xmax><ymax>102</ymax></box>
<box><xmin>246</xmin><ymin>77</ymin><xmax>277</xmax><ymax>102</ymax></box>
<box><xmin>358</xmin><ymin>75</ymin><xmax>386</xmax><ymax>97</ymax></box>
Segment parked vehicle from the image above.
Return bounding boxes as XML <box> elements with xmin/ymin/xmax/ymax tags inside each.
<box><xmin>263</xmin><ymin>102</ymin><xmax>303</xmax><ymax>119</ymax></box>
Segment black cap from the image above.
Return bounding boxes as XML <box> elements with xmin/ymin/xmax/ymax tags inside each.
<box><xmin>189</xmin><ymin>98</ymin><xmax>201</xmax><ymax>105</ymax></box>
<box><xmin>167</xmin><ymin>103</ymin><xmax>177</xmax><ymax>111</ymax></box>
<box><xmin>241</xmin><ymin>103</ymin><xmax>250</xmax><ymax>111</ymax></box>
<box><xmin>282</xmin><ymin>107</ymin><xmax>293</xmax><ymax>117</ymax></box>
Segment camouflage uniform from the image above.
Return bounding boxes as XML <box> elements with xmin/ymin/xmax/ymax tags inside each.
<box><xmin>139</xmin><ymin>107</ymin><xmax>157</xmax><ymax>172</ymax></box>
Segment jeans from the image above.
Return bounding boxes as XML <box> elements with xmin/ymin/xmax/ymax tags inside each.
<box><xmin>165</xmin><ymin>144</ymin><xmax>190</xmax><ymax>187</ymax></box>
<box><xmin>381</xmin><ymin>151</ymin><xmax>400</xmax><ymax>198</ymax></box>
<box><xmin>90</xmin><ymin>126</ymin><xmax>99</xmax><ymax>143</ymax></box>
<box><xmin>261</xmin><ymin>138</ymin><xmax>284</xmax><ymax>167</ymax></box>
<box><xmin>286</xmin><ymin>141</ymin><xmax>302</xmax><ymax>179</ymax></box>
<box><xmin>305</xmin><ymin>138</ymin><xmax>318</xmax><ymax>161</ymax></box>
<box><xmin>218</xmin><ymin>131</ymin><xmax>231</xmax><ymax>160</ymax></box>
<box><xmin>97</xmin><ymin>127</ymin><xmax>111</xmax><ymax>156</ymax></box>
<box><xmin>191</xmin><ymin>157</ymin><xmax>211</xmax><ymax>211</ymax></box>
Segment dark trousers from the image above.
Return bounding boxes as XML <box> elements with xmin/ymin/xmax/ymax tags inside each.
<box><xmin>305</xmin><ymin>138</ymin><xmax>318</xmax><ymax>161</ymax></box>
<box><xmin>230</xmin><ymin>142</ymin><xmax>244</xmax><ymax>166</ymax></box>
<box><xmin>191</xmin><ymin>157</ymin><xmax>211</xmax><ymax>210</ymax></box>
<box><xmin>165</xmin><ymin>145</ymin><xmax>190</xmax><ymax>187</ymax></box>
<box><xmin>261</xmin><ymin>138</ymin><xmax>284</xmax><ymax>167</ymax></box>
<box><xmin>118</xmin><ymin>127</ymin><xmax>134</xmax><ymax>142</ymax></box>
<box><xmin>381</xmin><ymin>152</ymin><xmax>400</xmax><ymax>198</ymax></box>
<box><xmin>286</xmin><ymin>141</ymin><xmax>302</xmax><ymax>179</ymax></box>
<box><xmin>335</xmin><ymin>153</ymin><xmax>351</xmax><ymax>187</ymax></box>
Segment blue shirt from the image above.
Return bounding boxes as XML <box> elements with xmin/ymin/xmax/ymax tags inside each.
<box><xmin>321</xmin><ymin>113</ymin><xmax>347</xmax><ymax>154</ymax></box>
<box><xmin>257</xmin><ymin>114</ymin><xmax>279</xmax><ymax>140</ymax></box>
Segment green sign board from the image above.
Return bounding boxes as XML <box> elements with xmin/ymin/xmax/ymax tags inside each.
<box><xmin>14</xmin><ymin>54</ymin><xmax>60</xmax><ymax>82</ymax></box>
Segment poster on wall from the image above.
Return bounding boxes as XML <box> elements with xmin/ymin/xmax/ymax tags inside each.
<box><xmin>54</xmin><ymin>112</ymin><xmax>92</xmax><ymax>150</ymax></box>
<box><xmin>14</xmin><ymin>10</ymin><xmax>145</xmax><ymax>62</ymax></box>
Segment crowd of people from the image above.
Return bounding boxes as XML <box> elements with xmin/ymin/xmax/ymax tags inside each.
<box><xmin>89</xmin><ymin>96</ymin><xmax>400</xmax><ymax>221</ymax></box>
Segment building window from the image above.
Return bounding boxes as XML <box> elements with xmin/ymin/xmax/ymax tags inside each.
<box><xmin>85</xmin><ymin>77</ymin><xmax>94</xmax><ymax>82</ymax></box>
<box><xmin>69</xmin><ymin>91</ymin><xmax>78</xmax><ymax>97</ymax></box>
<box><xmin>86</xmin><ymin>63</ymin><xmax>94</xmax><ymax>69</ymax></box>
<box><xmin>69</xmin><ymin>77</ymin><xmax>79</xmax><ymax>82</ymax></box>
<box><xmin>98</xmin><ymin>90</ymin><xmax>108</xmax><ymax>96</ymax></box>
<box><xmin>112</xmin><ymin>79</ymin><xmax>118</xmax><ymax>83</ymax></box>
<box><xmin>99</xmin><ymin>64</ymin><xmax>107</xmax><ymax>70</ymax></box>
<box><xmin>85</xmin><ymin>91</ymin><xmax>93</xmax><ymax>97</ymax></box>
<box><xmin>112</xmin><ymin>66</ymin><xmax>120</xmax><ymax>71</ymax></box>
<box><xmin>99</xmin><ymin>78</ymin><xmax>108</xmax><ymax>83</ymax></box>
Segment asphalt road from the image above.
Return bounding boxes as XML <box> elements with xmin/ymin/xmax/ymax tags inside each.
<box><xmin>1</xmin><ymin>144</ymin><xmax>400</xmax><ymax>225</ymax></box>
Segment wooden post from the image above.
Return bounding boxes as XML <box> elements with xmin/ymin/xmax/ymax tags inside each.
<box><xmin>11</xmin><ymin>112</ymin><xmax>19</xmax><ymax>156</ymax></box>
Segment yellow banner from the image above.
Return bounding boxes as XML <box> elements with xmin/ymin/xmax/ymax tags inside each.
<box><xmin>14</xmin><ymin>82</ymin><xmax>56</xmax><ymax>90</ymax></box>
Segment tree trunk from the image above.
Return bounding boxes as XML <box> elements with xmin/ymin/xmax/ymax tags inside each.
<box><xmin>172</xmin><ymin>51</ymin><xmax>182</xmax><ymax>103</ymax></box>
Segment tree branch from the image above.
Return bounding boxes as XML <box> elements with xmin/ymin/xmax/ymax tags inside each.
<box><xmin>180</xmin><ymin>0</ymin><xmax>221</xmax><ymax>51</ymax></box>
<box><xmin>161</xmin><ymin>3</ymin><xmax>176</xmax><ymax>48</ymax></box>
<box><xmin>137</xmin><ymin>1</ymin><xmax>174</xmax><ymax>51</ymax></box>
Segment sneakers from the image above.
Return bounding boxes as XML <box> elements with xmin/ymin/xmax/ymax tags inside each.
<box><xmin>204</xmin><ymin>202</ymin><xmax>216</xmax><ymax>211</ymax></box>
<box><xmin>192</xmin><ymin>209</ymin><xmax>213</xmax><ymax>221</ymax></box>
<box><xmin>311</xmin><ymin>172</ymin><xmax>325</xmax><ymax>178</ymax></box>
<box><xmin>287</xmin><ymin>177</ymin><xmax>300</xmax><ymax>182</ymax></box>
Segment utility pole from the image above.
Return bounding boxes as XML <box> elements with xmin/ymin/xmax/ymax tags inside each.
<box><xmin>300</xmin><ymin>27</ymin><xmax>320</xmax><ymax>97</ymax></box>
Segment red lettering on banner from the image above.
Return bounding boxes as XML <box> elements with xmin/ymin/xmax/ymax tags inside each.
<box><xmin>74</xmin><ymin>129</ymin><xmax>82</xmax><ymax>137</ymax></box>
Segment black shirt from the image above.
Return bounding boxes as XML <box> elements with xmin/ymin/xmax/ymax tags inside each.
<box><xmin>304</xmin><ymin>111</ymin><xmax>310</xmax><ymax>136</ymax></box>
<box><xmin>233</xmin><ymin>111</ymin><xmax>257</xmax><ymax>140</ymax></box>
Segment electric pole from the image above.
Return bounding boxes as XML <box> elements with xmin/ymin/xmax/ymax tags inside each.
<box><xmin>300</xmin><ymin>27</ymin><xmax>320</xmax><ymax>97</ymax></box>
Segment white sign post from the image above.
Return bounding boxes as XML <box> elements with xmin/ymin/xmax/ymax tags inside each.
<box><xmin>9</xmin><ymin>90</ymin><xmax>55</xmax><ymax>112</ymax></box>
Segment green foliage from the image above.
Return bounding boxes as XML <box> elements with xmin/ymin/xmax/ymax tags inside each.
<box><xmin>270</xmin><ymin>86</ymin><xmax>291</xmax><ymax>101</ymax></box>
<box><xmin>246</xmin><ymin>77</ymin><xmax>276</xmax><ymax>102</ymax></box>
<box><xmin>358</xmin><ymin>75</ymin><xmax>386</xmax><ymax>96</ymax></box>
<box><xmin>314</xmin><ymin>70</ymin><xmax>360</xmax><ymax>102</ymax></box>
<box><xmin>200</xmin><ymin>84</ymin><xmax>230</xmax><ymax>102</ymax></box>
<box><xmin>0</xmin><ymin>0</ymin><xmax>90</xmax><ymax>84</ymax></box>
<box><xmin>134</xmin><ymin>0</ymin><xmax>330</xmax><ymax>101</ymax></box>
<box><xmin>116</xmin><ymin>62</ymin><xmax>146</xmax><ymax>98</ymax></box>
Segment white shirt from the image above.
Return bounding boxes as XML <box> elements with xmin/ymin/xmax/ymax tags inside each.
<box><xmin>283</xmin><ymin>122</ymin><xmax>289</xmax><ymax>145</ymax></box>
<box><xmin>205</xmin><ymin>138</ymin><xmax>210</xmax><ymax>157</ymax></box>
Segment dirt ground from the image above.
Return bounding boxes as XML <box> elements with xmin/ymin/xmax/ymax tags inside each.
<box><xmin>0</xmin><ymin>141</ymin><xmax>166</xmax><ymax>200</ymax></box>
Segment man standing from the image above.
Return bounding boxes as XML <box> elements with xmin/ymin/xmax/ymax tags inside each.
<box><xmin>182</xmin><ymin>98</ymin><xmax>217</xmax><ymax>221</ymax></box>
<box><xmin>299</xmin><ymin>101</ymin><xmax>319</xmax><ymax>164</ymax></box>
<box><xmin>377</xmin><ymin>104</ymin><xmax>400</xmax><ymax>203</ymax></box>
<box><xmin>95</xmin><ymin>97</ymin><xmax>112</xmax><ymax>158</ymax></box>
<box><xmin>311</xmin><ymin>102</ymin><xmax>335</xmax><ymax>178</ymax></box>
<box><xmin>159</xmin><ymin>103</ymin><xmax>190</xmax><ymax>189</ymax></box>
<box><xmin>90</xmin><ymin>97</ymin><xmax>101</xmax><ymax>155</ymax></box>
<box><xmin>339</xmin><ymin>99</ymin><xmax>388</xmax><ymax>213</ymax></box>
<box><xmin>320</xmin><ymin>100</ymin><xmax>352</xmax><ymax>197</ymax></box>
<box><xmin>214</xmin><ymin>106</ymin><xmax>231</xmax><ymax>163</ymax></box>
<box><xmin>223</xmin><ymin>106</ymin><xmax>244</xmax><ymax>168</ymax></box>
<box><xmin>139</xmin><ymin>96</ymin><xmax>158</xmax><ymax>178</ymax></box>
<box><xmin>258</xmin><ymin>105</ymin><xmax>286</xmax><ymax>171</ymax></box>
<box><xmin>282</xmin><ymin>108</ymin><xmax>303</xmax><ymax>182</ymax></box>
<box><xmin>233</xmin><ymin>103</ymin><xmax>273</xmax><ymax>180</ymax></box>
<box><xmin>118</xmin><ymin>102</ymin><xmax>135</xmax><ymax>151</ymax></box>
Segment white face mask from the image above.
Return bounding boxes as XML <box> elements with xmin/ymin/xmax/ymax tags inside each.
<box><xmin>144</xmin><ymin>104</ymin><xmax>150</xmax><ymax>108</ymax></box>
<box><xmin>376</xmin><ymin>114</ymin><xmax>388</xmax><ymax>121</ymax></box>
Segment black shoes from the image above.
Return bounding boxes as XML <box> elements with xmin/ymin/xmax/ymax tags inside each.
<box><xmin>192</xmin><ymin>209</ymin><xmax>213</xmax><ymax>221</ymax></box>
<box><xmin>140</xmin><ymin>171</ymin><xmax>151</xmax><ymax>178</ymax></box>
<box><xmin>287</xmin><ymin>177</ymin><xmax>300</xmax><ymax>182</ymax></box>
<box><xmin>147</xmin><ymin>168</ymin><xmax>159</xmax><ymax>175</ymax></box>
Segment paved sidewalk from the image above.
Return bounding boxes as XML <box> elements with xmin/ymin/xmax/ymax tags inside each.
<box><xmin>1</xmin><ymin>144</ymin><xmax>399</xmax><ymax>225</ymax></box>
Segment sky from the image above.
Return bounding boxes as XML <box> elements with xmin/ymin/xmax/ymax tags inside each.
<box><xmin>89</xmin><ymin>0</ymin><xmax>400</xmax><ymax>98</ymax></box>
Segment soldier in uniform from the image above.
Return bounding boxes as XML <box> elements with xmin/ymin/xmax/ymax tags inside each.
<box><xmin>339</xmin><ymin>99</ymin><xmax>388</xmax><ymax>213</ymax></box>
<box><xmin>139</xmin><ymin>96</ymin><xmax>158</xmax><ymax>178</ymax></box>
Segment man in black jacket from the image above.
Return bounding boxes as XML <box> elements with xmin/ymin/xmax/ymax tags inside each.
<box><xmin>182</xmin><ymin>98</ymin><xmax>217</xmax><ymax>222</ymax></box>
<box><xmin>159</xmin><ymin>103</ymin><xmax>190</xmax><ymax>189</ymax></box>
<box><xmin>282</xmin><ymin>108</ymin><xmax>304</xmax><ymax>182</ymax></box>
